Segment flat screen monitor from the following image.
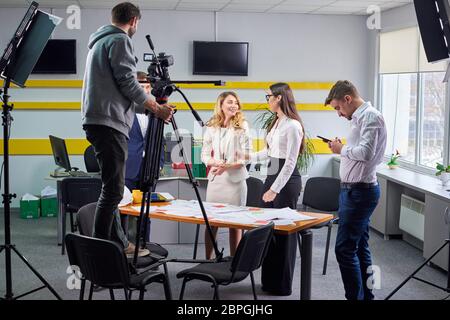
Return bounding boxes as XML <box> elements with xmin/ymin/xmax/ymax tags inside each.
<box><xmin>49</xmin><ymin>135</ymin><xmax>71</xmax><ymax>171</ymax></box>
<box><xmin>32</xmin><ymin>39</ymin><xmax>76</xmax><ymax>74</ymax></box>
<box><xmin>193</xmin><ymin>41</ymin><xmax>248</xmax><ymax>76</ymax></box>
<box><xmin>414</xmin><ymin>0</ymin><xmax>450</xmax><ymax>62</ymax></box>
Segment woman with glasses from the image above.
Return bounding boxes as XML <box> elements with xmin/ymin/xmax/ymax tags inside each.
<box><xmin>201</xmin><ymin>91</ymin><xmax>252</xmax><ymax>259</ymax></box>
<box><xmin>250</xmin><ymin>82</ymin><xmax>306</xmax><ymax>295</ymax></box>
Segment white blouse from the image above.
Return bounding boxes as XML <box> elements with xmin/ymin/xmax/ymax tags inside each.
<box><xmin>201</xmin><ymin>121</ymin><xmax>252</xmax><ymax>182</ymax></box>
<box><xmin>252</xmin><ymin>116</ymin><xmax>303</xmax><ymax>193</ymax></box>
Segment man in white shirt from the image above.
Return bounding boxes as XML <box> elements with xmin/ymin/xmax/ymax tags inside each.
<box><xmin>325</xmin><ymin>80</ymin><xmax>387</xmax><ymax>300</ymax></box>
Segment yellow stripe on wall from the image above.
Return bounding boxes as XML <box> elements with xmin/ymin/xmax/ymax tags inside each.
<box><xmin>0</xmin><ymin>139</ymin><xmax>90</xmax><ymax>155</ymax></box>
<box><xmin>14</xmin><ymin>102</ymin><xmax>81</xmax><ymax>110</ymax></box>
<box><xmin>13</xmin><ymin>101</ymin><xmax>333</xmax><ymax>111</ymax></box>
<box><xmin>253</xmin><ymin>138</ymin><xmax>342</xmax><ymax>154</ymax></box>
<box><xmin>1</xmin><ymin>138</ymin><xmax>339</xmax><ymax>155</ymax></box>
<box><xmin>1</xmin><ymin>79</ymin><xmax>333</xmax><ymax>90</ymax></box>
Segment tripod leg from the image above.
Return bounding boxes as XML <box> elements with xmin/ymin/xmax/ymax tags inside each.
<box><xmin>193</xmin><ymin>225</ymin><xmax>200</xmax><ymax>259</ymax></box>
<box><xmin>10</xmin><ymin>246</ymin><xmax>62</xmax><ymax>300</ymax></box>
<box><xmin>385</xmin><ymin>240</ymin><xmax>450</xmax><ymax>300</ymax></box>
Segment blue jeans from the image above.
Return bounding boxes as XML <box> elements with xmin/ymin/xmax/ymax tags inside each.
<box><xmin>335</xmin><ymin>184</ymin><xmax>380</xmax><ymax>300</ymax></box>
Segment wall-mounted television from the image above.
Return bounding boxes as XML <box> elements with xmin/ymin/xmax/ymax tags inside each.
<box><xmin>193</xmin><ymin>41</ymin><xmax>248</xmax><ymax>76</ymax></box>
<box><xmin>32</xmin><ymin>39</ymin><xmax>76</xmax><ymax>74</ymax></box>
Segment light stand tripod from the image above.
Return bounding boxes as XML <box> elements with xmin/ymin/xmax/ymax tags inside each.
<box><xmin>130</xmin><ymin>36</ymin><xmax>224</xmax><ymax>271</ymax></box>
<box><xmin>385</xmin><ymin>207</ymin><xmax>450</xmax><ymax>299</ymax></box>
<box><xmin>1</xmin><ymin>78</ymin><xmax>61</xmax><ymax>300</ymax></box>
<box><xmin>0</xmin><ymin>2</ymin><xmax>62</xmax><ymax>300</ymax></box>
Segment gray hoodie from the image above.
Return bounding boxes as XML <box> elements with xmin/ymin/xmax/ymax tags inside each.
<box><xmin>81</xmin><ymin>25</ymin><xmax>147</xmax><ymax>138</ymax></box>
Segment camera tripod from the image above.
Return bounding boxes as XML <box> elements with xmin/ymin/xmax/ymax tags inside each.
<box><xmin>130</xmin><ymin>36</ymin><xmax>224</xmax><ymax>270</ymax></box>
<box><xmin>385</xmin><ymin>207</ymin><xmax>450</xmax><ymax>299</ymax></box>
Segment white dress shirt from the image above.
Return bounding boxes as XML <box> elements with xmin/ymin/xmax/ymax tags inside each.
<box><xmin>136</xmin><ymin>113</ymin><xmax>148</xmax><ymax>138</ymax></box>
<box><xmin>340</xmin><ymin>101</ymin><xmax>387</xmax><ymax>183</ymax></box>
<box><xmin>252</xmin><ymin>116</ymin><xmax>303</xmax><ymax>193</ymax></box>
<box><xmin>201</xmin><ymin>121</ymin><xmax>252</xmax><ymax>183</ymax></box>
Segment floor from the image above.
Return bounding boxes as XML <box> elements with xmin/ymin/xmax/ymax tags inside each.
<box><xmin>0</xmin><ymin>209</ymin><xmax>449</xmax><ymax>300</ymax></box>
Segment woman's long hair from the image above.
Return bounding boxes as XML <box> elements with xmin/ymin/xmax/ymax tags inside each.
<box><xmin>267</xmin><ymin>82</ymin><xmax>306</xmax><ymax>154</ymax></box>
<box><xmin>206</xmin><ymin>91</ymin><xmax>246</xmax><ymax>130</ymax></box>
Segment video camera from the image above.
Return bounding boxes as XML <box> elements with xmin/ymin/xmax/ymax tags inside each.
<box><xmin>145</xmin><ymin>36</ymin><xmax>175</xmax><ymax>103</ymax></box>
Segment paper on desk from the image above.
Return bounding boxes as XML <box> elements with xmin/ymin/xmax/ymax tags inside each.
<box><xmin>118</xmin><ymin>186</ymin><xmax>132</xmax><ymax>207</ymax></box>
<box><xmin>271</xmin><ymin>219</ymin><xmax>297</xmax><ymax>226</ymax></box>
<box><xmin>250</xmin><ymin>208</ymin><xmax>316</xmax><ymax>222</ymax></box>
<box><xmin>209</xmin><ymin>212</ymin><xmax>259</xmax><ymax>225</ymax></box>
<box><xmin>131</xmin><ymin>205</ymin><xmax>161</xmax><ymax>212</ymax></box>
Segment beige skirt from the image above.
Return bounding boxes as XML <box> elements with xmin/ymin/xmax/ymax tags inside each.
<box><xmin>206</xmin><ymin>174</ymin><xmax>247</xmax><ymax>206</ymax></box>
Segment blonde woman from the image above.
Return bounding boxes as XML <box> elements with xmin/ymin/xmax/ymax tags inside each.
<box><xmin>201</xmin><ymin>91</ymin><xmax>252</xmax><ymax>259</ymax></box>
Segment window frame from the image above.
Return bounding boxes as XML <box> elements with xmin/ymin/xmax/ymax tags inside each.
<box><xmin>377</xmin><ymin>29</ymin><xmax>450</xmax><ymax>176</ymax></box>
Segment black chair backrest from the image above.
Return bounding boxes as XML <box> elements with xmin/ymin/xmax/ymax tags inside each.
<box><xmin>65</xmin><ymin>233</ymin><xmax>130</xmax><ymax>288</ymax></box>
<box><xmin>231</xmin><ymin>222</ymin><xmax>274</xmax><ymax>274</ymax></box>
<box><xmin>76</xmin><ymin>202</ymin><xmax>97</xmax><ymax>237</ymax></box>
<box><xmin>84</xmin><ymin>145</ymin><xmax>100</xmax><ymax>173</ymax></box>
<box><xmin>302</xmin><ymin>177</ymin><xmax>340</xmax><ymax>212</ymax></box>
<box><xmin>246</xmin><ymin>177</ymin><xmax>264</xmax><ymax>207</ymax></box>
<box><xmin>61</xmin><ymin>177</ymin><xmax>102</xmax><ymax>212</ymax></box>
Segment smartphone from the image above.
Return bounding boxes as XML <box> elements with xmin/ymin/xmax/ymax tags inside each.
<box><xmin>317</xmin><ymin>135</ymin><xmax>332</xmax><ymax>143</ymax></box>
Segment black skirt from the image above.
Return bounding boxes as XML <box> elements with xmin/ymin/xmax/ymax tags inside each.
<box><xmin>260</xmin><ymin>157</ymin><xmax>302</xmax><ymax>296</ymax></box>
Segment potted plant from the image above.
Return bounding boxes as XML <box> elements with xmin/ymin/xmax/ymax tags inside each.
<box><xmin>387</xmin><ymin>150</ymin><xmax>400</xmax><ymax>169</ymax></box>
<box><xmin>255</xmin><ymin>110</ymin><xmax>315</xmax><ymax>174</ymax></box>
<box><xmin>435</xmin><ymin>163</ymin><xmax>450</xmax><ymax>186</ymax></box>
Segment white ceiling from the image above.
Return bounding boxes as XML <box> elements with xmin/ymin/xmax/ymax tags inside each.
<box><xmin>0</xmin><ymin>0</ymin><xmax>412</xmax><ymax>15</ymax></box>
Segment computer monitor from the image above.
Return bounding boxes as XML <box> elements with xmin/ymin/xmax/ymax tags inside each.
<box><xmin>49</xmin><ymin>135</ymin><xmax>71</xmax><ymax>171</ymax></box>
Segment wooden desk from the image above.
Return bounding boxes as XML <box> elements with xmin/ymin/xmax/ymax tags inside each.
<box><xmin>121</xmin><ymin>204</ymin><xmax>333</xmax><ymax>300</ymax></box>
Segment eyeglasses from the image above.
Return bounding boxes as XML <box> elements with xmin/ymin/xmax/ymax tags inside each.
<box><xmin>265</xmin><ymin>94</ymin><xmax>274</xmax><ymax>102</ymax></box>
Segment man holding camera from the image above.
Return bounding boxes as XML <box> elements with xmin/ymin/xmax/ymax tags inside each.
<box><xmin>325</xmin><ymin>80</ymin><xmax>386</xmax><ymax>300</ymax></box>
<box><xmin>81</xmin><ymin>2</ymin><xmax>172</xmax><ymax>257</ymax></box>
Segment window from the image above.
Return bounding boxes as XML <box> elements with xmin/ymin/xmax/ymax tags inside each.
<box><xmin>381</xmin><ymin>73</ymin><xmax>417</xmax><ymax>163</ymax></box>
<box><xmin>379</xmin><ymin>27</ymin><xmax>448</xmax><ymax>172</ymax></box>
<box><xmin>420</xmin><ymin>72</ymin><xmax>446</xmax><ymax>168</ymax></box>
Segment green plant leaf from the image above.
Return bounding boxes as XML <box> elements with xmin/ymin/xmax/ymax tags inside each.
<box><xmin>254</xmin><ymin>110</ymin><xmax>315</xmax><ymax>173</ymax></box>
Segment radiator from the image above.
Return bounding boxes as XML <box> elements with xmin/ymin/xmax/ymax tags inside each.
<box><xmin>399</xmin><ymin>194</ymin><xmax>425</xmax><ymax>241</ymax></box>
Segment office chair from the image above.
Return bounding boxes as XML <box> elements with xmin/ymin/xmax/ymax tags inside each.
<box><xmin>76</xmin><ymin>202</ymin><xmax>169</xmax><ymax>261</ymax></box>
<box><xmin>246</xmin><ymin>176</ymin><xmax>264</xmax><ymax>207</ymax></box>
<box><xmin>65</xmin><ymin>233</ymin><xmax>172</xmax><ymax>300</ymax></box>
<box><xmin>301</xmin><ymin>177</ymin><xmax>340</xmax><ymax>275</ymax></box>
<box><xmin>60</xmin><ymin>177</ymin><xmax>102</xmax><ymax>255</ymax></box>
<box><xmin>84</xmin><ymin>145</ymin><xmax>100</xmax><ymax>173</ymax></box>
<box><xmin>177</xmin><ymin>222</ymin><xmax>274</xmax><ymax>300</ymax></box>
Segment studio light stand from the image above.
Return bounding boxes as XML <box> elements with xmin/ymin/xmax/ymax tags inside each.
<box><xmin>385</xmin><ymin>207</ymin><xmax>450</xmax><ymax>299</ymax></box>
<box><xmin>131</xmin><ymin>36</ymin><xmax>224</xmax><ymax>271</ymax></box>
<box><xmin>0</xmin><ymin>2</ymin><xmax>61</xmax><ymax>300</ymax></box>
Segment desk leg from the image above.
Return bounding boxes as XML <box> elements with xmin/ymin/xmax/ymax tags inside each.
<box><xmin>300</xmin><ymin>229</ymin><xmax>313</xmax><ymax>300</ymax></box>
<box><xmin>57</xmin><ymin>180</ymin><xmax>63</xmax><ymax>245</ymax></box>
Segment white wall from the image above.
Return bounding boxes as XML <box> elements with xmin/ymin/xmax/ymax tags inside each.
<box><xmin>0</xmin><ymin>7</ymin><xmax>373</xmax><ymax>206</ymax></box>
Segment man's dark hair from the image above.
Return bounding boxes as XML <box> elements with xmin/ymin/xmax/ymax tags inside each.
<box><xmin>137</xmin><ymin>71</ymin><xmax>147</xmax><ymax>81</ymax></box>
<box><xmin>324</xmin><ymin>80</ymin><xmax>359</xmax><ymax>105</ymax></box>
<box><xmin>111</xmin><ymin>2</ymin><xmax>141</xmax><ymax>24</ymax></box>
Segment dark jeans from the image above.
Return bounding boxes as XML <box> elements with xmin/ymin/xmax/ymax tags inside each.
<box><xmin>84</xmin><ymin>125</ymin><xmax>129</xmax><ymax>248</ymax></box>
<box><xmin>335</xmin><ymin>184</ymin><xmax>380</xmax><ymax>300</ymax></box>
